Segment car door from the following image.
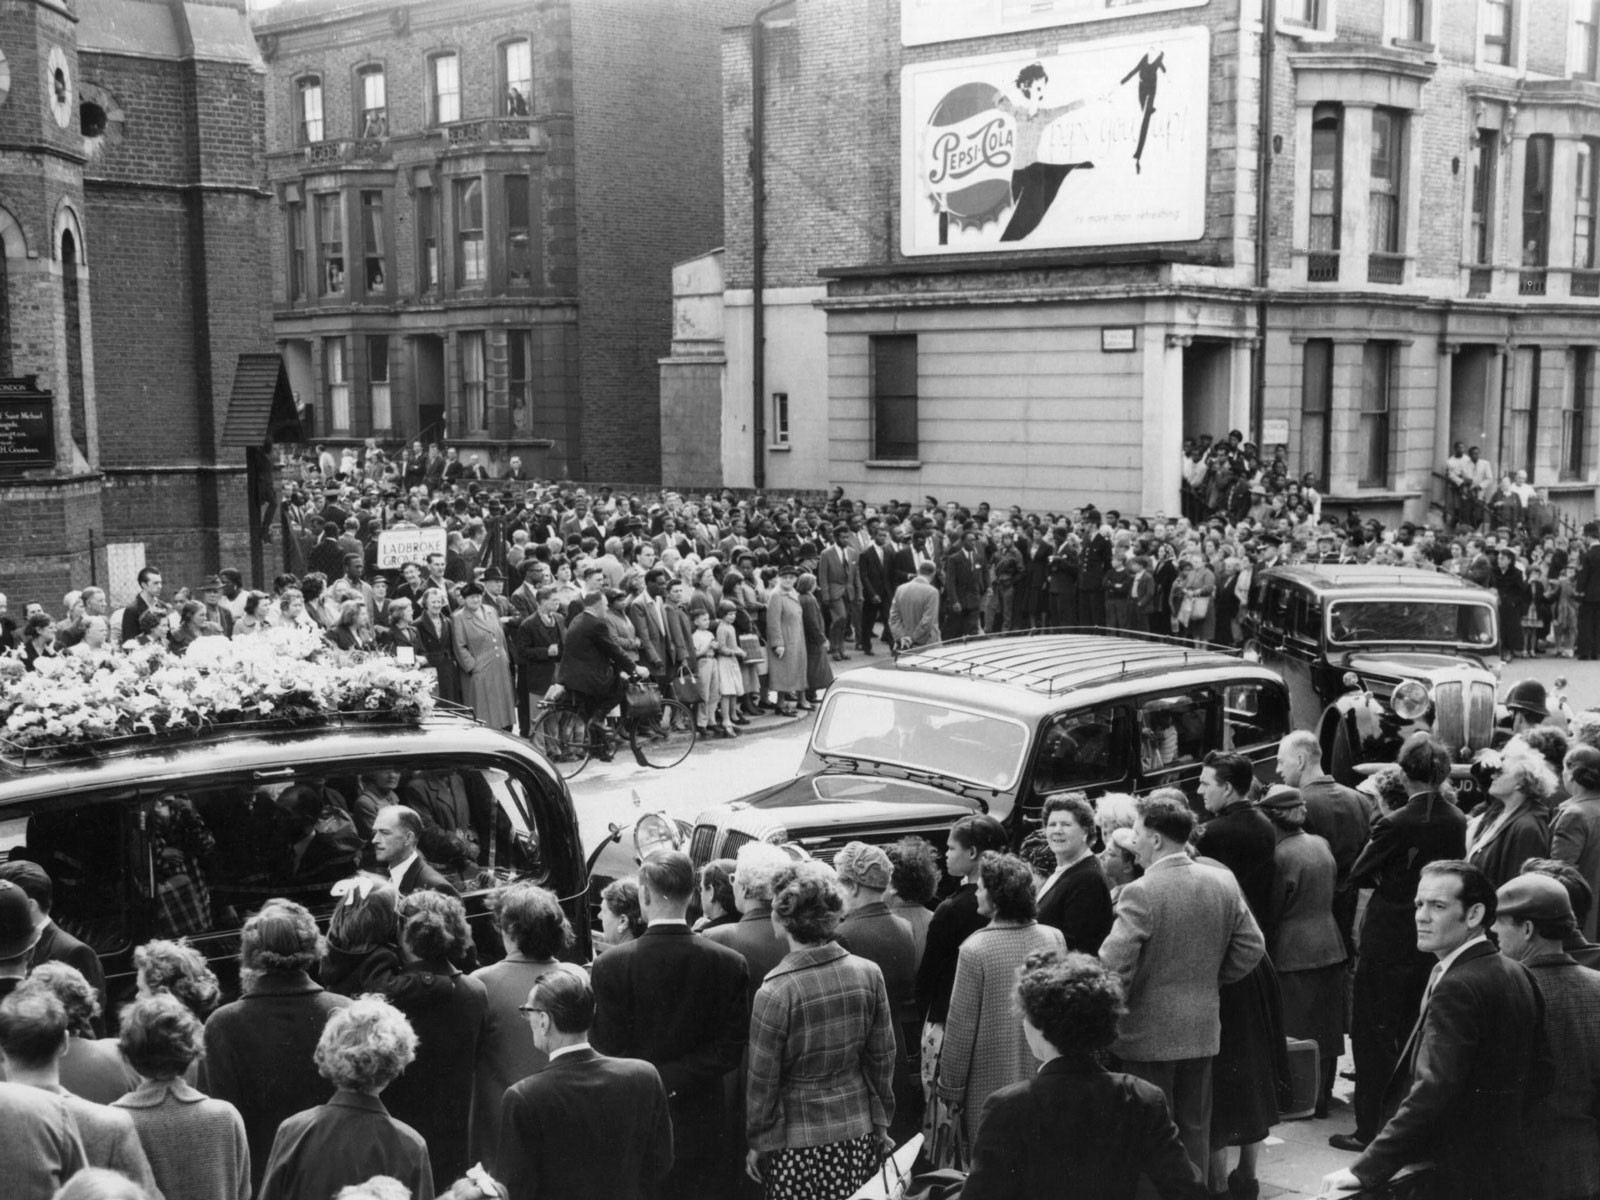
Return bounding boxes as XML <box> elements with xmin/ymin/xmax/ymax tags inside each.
<box><xmin>1221</xmin><ymin>679</ymin><xmax>1292</xmax><ymax>790</ymax></box>
<box><xmin>1133</xmin><ymin>687</ymin><xmax>1222</xmax><ymax>801</ymax></box>
<box><xmin>1018</xmin><ymin>704</ymin><xmax>1136</xmax><ymax>832</ymax></box>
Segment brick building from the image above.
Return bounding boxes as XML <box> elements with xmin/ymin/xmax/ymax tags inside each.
<box><xmin>671</xmin><ymin>0</ymin><xmax>1600</xmax><ymax>525</ymax></box>
<box><xmin>0</xmin><ymin>0</ymin><xmax>273</xmax><ymax>607</ymax></box>
<box><xmin>254</xmin><ymin>0</ymin><xmax>757</xmax><ymax>482</ymax></box>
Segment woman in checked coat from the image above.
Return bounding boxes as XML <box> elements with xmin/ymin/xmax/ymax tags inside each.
<box><xmin>937</xmin><ymin>851</ymin><xmax>1067</xmax><ymax>1164</ymax></box>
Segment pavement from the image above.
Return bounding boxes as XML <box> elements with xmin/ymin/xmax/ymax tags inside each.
<box><xmin>566</xmin><ymin>643</ymin><xmax>1600</xmax><ymax>1198</ymax></box>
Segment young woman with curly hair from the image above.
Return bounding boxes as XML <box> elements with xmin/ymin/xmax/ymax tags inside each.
<box><xmin>257</xmin><ymin>997</ymin><xmax>432</xmax><ymax>1200</ymax></box>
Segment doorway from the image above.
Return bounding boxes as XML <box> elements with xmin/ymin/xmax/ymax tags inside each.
<box><xmin>1182</xmin><ymin>340</ymin><xmax>1234</xmax><ymax>445</ymax></box>
<box><xmin>412</xmin><ymin>334</ymin><xmax>446</xmax><ymax>443</ymax></box>
<box><xmin>1450</xmin><ymin>346</ymin><xmax>1494</xmax><ymax>456</ymax></box>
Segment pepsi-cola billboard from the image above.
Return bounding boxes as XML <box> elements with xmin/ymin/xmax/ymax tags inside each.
<box><xmin>901</xmin><ymin>26</ymin><xmax>1210</xmax><ymax>256</ymax></box>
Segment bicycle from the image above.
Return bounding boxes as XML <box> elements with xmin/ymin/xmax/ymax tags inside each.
<box><xmin>529</xmin><ymin>686</ymin><xmax>697</xmax><ymax>780</ymax></box>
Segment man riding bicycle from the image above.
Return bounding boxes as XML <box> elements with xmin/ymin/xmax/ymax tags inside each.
<box><xmin>546</xmin><ymin>589</ymin><xmax>650</xmax><ymax>761</ymax></box>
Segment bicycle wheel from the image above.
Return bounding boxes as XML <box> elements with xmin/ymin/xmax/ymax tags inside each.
<box><xmin>630</xmin><ymin>699</ymin><xmax>697</xmax><ymax>769</ymax></box>
<box><xmin>531</xmin><ymin>706</ymin><xmax>592</xmax><ymax>780</ymax></box>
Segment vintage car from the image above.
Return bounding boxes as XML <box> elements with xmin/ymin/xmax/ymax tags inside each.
<box><xmin>673</xmin><ymin>632</ymin><xmax>1291</xmax><ymax>871</ymax></box>
<box><xmin>1239</xmin><ymin>565</ymin><xmax>1501</xmax><ymax>788</ymax></box>
<box><xmin>0</xmin><ymin>711</ymin><xmax>589</xmax><ymax>1001</ymax></box>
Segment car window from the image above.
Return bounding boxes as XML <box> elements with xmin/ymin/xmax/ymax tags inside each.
<box><xmin>24</xmin><ymin>800</ymin><xmax>134</xmax><ymax>958</ymax></box>
<box><xmin>1138</xmin><ymin>691</ymin><xmax>1216</xmax><ymax>773</ymax></box>
<box><xmin>1294</xmin><ymin>596</ymin><xmax>1322</xmax><ymax>643</ymax></box>
<box><xmin>1328</xmin><ymin>599</ymin><xmax>1497</xmax><ymax>646</ymax></box>
<box><xmin>1222</xmin><ymin>683</ymin><xmax>1289</xmax><ymax>751</ymax></box>
<box><xmin>1032</xmin><ymin>706</ymin><xmax>1128</xmax><ymax>794</ymax></box>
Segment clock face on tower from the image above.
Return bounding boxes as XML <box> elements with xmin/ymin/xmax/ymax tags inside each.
<box><xmin>47</xmin><ymin>45</ymin><xmax>70</xmax><ymax>128</ymax></box>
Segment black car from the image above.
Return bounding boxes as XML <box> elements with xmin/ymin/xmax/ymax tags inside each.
<box><xmin>1240</xmin><ymin>564</ymin><xmax>1501</xmax><ymax>787</ymax></box>
<box><xmin>672</xmin><ymin>632</ymin><xmax>1291</xmax><ymax>870</ymax></box>
<box><xmin>0</xmin><ymin>711</ymin><xmax>590</xmax><ymax>1000</ymax></box>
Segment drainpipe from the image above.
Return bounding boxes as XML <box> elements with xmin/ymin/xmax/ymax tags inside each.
<box><xmin>1252</xmin><ymin>0</ymin><xmax>1276</xmax><ymax>447</ymax></box>
<box><xmin>750</xmin><ymin>0</ymin><xmax>788</xmax><ymax>491</ymax></box>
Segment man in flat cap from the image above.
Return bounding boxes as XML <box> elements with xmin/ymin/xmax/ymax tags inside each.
<box><xmin>1493</xmin><ymin>873</ymin><xmax>1600</xmax><ymax>1200</ymax></box>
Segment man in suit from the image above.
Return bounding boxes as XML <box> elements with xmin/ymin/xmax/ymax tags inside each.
<box><xmin>499</xmin><ymin>964</ymin><xmax>673</xmax><ymax>1200</ymax></box>
<box><xmin>119</xmin><ymin>565</ymin><xmax>165</xmax><ymax>645</ymax></box>
<box><xmin>857</xmin><ymin>527</ymin><xmax>894</xmax><ymax>654</ymax></box>
<box><xmin>889</xmin><ymin>562</ymin><xmax>941</xmax><ymax>651</ymax></box>
<box><xmin>1194</xmin><ymin>750</ymin><xmax>1277</xmax><ymax>927</ymax></box>
<box><xmin>510</xmin><ymin>586</ymin><xmax>564</xmax><ymax>738</ymax></box>
<box><xmin>552</xmin><ymin>590</ymin><xmax>650</xmax><ymax>761</ymax></box>
<box><xmin>1325</xmin><ymin>861</ymin><xmax>1544</xmax><ymax>1200</ymax></box>
<box><xmin>1490</xmin><ymin>872</ymin><xmax>1600</xmax><ymax>1200</ymax></box>
<box><xmin>370</xmin><ymin>806</ymin><xmax>459</xmax><ymax>898</ymax></box>
<box><xmin>1077</xmin><ymin>513</ymin><xmax>1112</xmax><ymax>628</ymax></box>
<box><xmin>888</xmin><ymin>526</ymin><xmax>917</xmax><ymax>592</ymax></box>
<box><xmin>1099</xmin><ymin>790</ymin><xmax>1266</xmax><ymax>1174</ymax></box>
<box><xmin>591</xmin><ymin>851</ymin><xmax>749</xmax><ymax>1200</ymax></box>
<box><xmin>942</xmin><ymin>529</ymin><xmax>986</xmax><ymax>640</ymax></box>
<box><xmin>628</xmin><ymin>571</ymin><xmax>673</xmax><ymax>686</ymax></box>
<box><xmin>1332</xmin><ymin>734</ymin><xmax>1467</xmax><ymax>1153</ymax></box>
<box><xmin>1277</xmin><ymin>731</ymin><xmax>1370</xmax><ymax>951</ymax></box>
<box><xmin>1578</xmin><ymin>522</ymin><xmax>1600</xmax><ymax>660</ymax></box>
<box><xmin>661</xmin><ymin>578</ymin><xmax>698</xmax><ymax>682</ymax></box>
<box><xmin>0</xmin><ymin>862</ymin><xmax>107</xmax><ymax>1030</ymax></box>
<box><xmin>817</xmin><ymin>527</ymin><xmax>857</xmax><ymax>660</ymax></box>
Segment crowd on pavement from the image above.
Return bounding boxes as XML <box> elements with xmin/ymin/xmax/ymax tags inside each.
<box><xmin>13</xmin><ymin>439</ymin><xmax>1600</xmax><ymax>1198</ymax></box>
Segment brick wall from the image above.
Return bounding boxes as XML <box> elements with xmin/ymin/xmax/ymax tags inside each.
<box><xmin>568</xmin><ymin>0</ymin><xmax>763</xmax><ymax>483</ymax></box>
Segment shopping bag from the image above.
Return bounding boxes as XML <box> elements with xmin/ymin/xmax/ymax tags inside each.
<box><xmin>671</xmin><ymin>666</ymin><xmax>703</xmax><ymax>705</ymax></box>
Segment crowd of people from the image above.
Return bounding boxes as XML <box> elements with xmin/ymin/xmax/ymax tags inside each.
<box><xmin>6</xmin><ymin>693</ymin><xmax>1600</xmax><ymax>1198</ymax></box>
<box><xmin>11</xmin><ymin>432</ymin><xmax>1600</xmax><ymax>750</ymax></box>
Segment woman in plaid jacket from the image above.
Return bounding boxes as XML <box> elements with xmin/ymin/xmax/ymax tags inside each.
<box><xmin>746</xmin><ymin>863</ymin><xmax>898</xmax><ymax>1200</ymax></box>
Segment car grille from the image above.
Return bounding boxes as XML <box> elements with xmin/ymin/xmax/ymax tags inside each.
<box><xmin>720</xmin><ymin>830</ymin><xmax>755</xmax><ymax>862</ymax></box>
<box><xmin>688</xmin><ymin>824</ymin><xmax>718</xmax><ymax>867</ymax></box>
<box><xmin>1433</xmin><ymin>679</ymin><xmax>1496</xmax><ymax>757</ymax></box>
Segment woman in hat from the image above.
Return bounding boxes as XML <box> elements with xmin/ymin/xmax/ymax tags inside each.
<box><xmin>450</xmin><ymin>583</ymin><xmax>514</xmax><ymax>730</ymax></box>
<box><xmin>765</xmin><ymin>566</ymin><xmax>807</xmax><ymax>717</ymax></box>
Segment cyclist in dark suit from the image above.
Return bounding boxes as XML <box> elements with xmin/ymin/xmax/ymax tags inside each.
<box><xmin>551</xmin><ymin>590</ymin><xmax>648</xmax><ymax>761</ymax></box>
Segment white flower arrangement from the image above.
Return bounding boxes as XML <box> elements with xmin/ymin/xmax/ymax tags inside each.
<box><xmin>0</xmin><ymin>634</ymin><xmax>435</xmax><ymax>758</ymax></box>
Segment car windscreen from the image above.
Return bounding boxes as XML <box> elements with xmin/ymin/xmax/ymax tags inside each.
<box><xmin>1327</xmin><ymin>599</ymin><xmax>1497</xmax><ymax>647</ymax></box>
<box><xmin>812</xmin><ymin>691</ymin><xmax>1029</xmax><ymax>790</ymax></box>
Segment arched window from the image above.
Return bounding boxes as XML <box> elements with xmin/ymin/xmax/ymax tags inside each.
<box><xmin>356</xmin><ymin>64</ymin><xmax>386</xmax><ymax>137</ymax></box>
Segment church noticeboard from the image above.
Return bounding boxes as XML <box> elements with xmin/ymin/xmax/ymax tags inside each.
<box><xmin>0</xmin><ymin>377</ymin><xmax>54</xmax><ymax>468</ymax></box>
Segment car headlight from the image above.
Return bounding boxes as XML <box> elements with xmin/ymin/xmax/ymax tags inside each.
<box><xmin>633</xmin><ymin>812</ymin><xmax>681</xmax><ymax>859</ymax></box>
<box><xmin>1391</xmin><ymin>680</ymin><xmax>1430</xmax><ymax>721</ymax></box>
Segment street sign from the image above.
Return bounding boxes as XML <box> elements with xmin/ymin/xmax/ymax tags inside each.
<box><xmin>0</xmin><ymin>376</ymin><xmax>55</xmax><ymax>468</ymax></box>
<box><xmin>376</xmin><ymin>526</ymin><xmax>447</xmax><ymax>570</ymax></box>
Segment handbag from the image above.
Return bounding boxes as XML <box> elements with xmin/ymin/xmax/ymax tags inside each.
<box><xmin>738</xmin><ymin>632</ymin><xmax>766</xmax><ymax>669</ymax></box>
<box><xmin>1176</xmin><ymin>595</ymin><xmax>1195</xmax><ymax>627</ymax></box>
<box><xmin>1189</xmin><ymin>593</ymin><xmax>1211</xmax><ymax>620</ymax></box>
<box><xmin>671</xmin><ymin>664</ymin><xmax>703</xmax><ymax>705</ymax></box>
<box><xmin>625</xmin><ymin>678</ymin><xmax>663</xmax><ymax>721</ymax></box>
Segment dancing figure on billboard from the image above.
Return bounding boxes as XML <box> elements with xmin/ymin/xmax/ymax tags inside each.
<box><xmin>993</xmin><ymin>63</ymin><xmax>1094</xmax><ymax>242</ymax></box>
<box><xmin>1120</xmin><ymin>49</ymin><xmax>1166</xmax><ymax>174</ymax></box>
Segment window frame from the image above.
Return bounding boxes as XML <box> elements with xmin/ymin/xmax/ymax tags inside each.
<box><xmin>315</xmin><ymin>191</ymin><xmax>345</xmax><ymax>299</ymax></box>
<box><xmin>286</xmin><ymin>198</ymin><xmax>307</xmax><ymax>302</ymax></box>
<box><xmin>1482</xmin><ymin>0</ymin><xmax>1514</xmax><ymax>66</ymax></box>
<box><xmin>460</xmin><ymin>330</ymin><xmax>487</xmax><ymax>434</ymax></box>
<box><xmin>869</xmin><ymin>334</ymin><xmax>919</xmax><ymax>461</ymax></box>
<box><xmin>1471</xmin><ymin>130</ymin><xmax>1497</xmax><ymax>266</ymax></box>
<box><xmin>1359</xmin><ymin>342</ymin><xmax>1395</xmax><ymax>489</ymax></box>
<box><xmin>326</xmin><ymin>335</ymin><xmax>350</xmax><ymax>434</ymax></box>
<box><xmin>1507</xmin><ymin>345</ymin><xmax>1541</xmax><ymax>480</ymax></box>
<box><xmin>505</xmin><ymin>174</ymin><xmax>532</xmax><ymax>289</ymax></box>
<box><xmin>1301</xmin><ymin>338</ymin><xmax>1333</xmax><ymax>489</ymax></box>
<box><xmin>1369</xmin><ymin>108</ymin><xmax>1404</xmax><ymax>255</ymax></box>
<box><xmin>1565</xmin><ymin>347</ymin><xmax>1592</xmax><ymax>481</ymax></box>
<box><xmin>369</xmin><ymin>334</ymin><xmax>391</xmax><ymax>433</ymax></box>
<box><xmin>499</xmin><ymin>37</ymin><xmax>533</xmax><ymax>116</ymax></box>
<box><xmin>416</xmin><ymin>177</ymin><xmax>440</xmax><ymax>296</ymax></box>
<box><xmin>295</xmin><ymin>75</ymin><xmax>324</xmax><ymax>147</ymax></box>
<box><xmin>1577</xmin><ymin>139</ymin><xmax>1600</xmax><ymax>271</ymax></box>
<box><xmin>772</xmin><ymin>391</ymin><xmax>790</xmax><ymax>445</ymax></box>
<box><xmin>454</xmin><ymin>176</ymin><xmax>486</xmax><ymax>288</ymax></box>
<box><xmin>359</xmin><ymin>189</ymin><xmax>388</xmax><ymax>298</ymax></box>
<box><xmin>1523</xmin><ymin>133</ymin><xmax>1554</xmax><ymax>269</ymax></box>
<box><xmin>509</xmin><ymin>330</ymin><xmax>532</xmax><ymax>435</ymax></box>
<box><xmin>429</xmin><ymin>51</ymin><xmax>462</xmax><ymax>127</ymax></box>
<box><xmin>1308</xmin><ymin>102</ymin><xmax>1342</xmax><ymax>282</ymax></box>
<box><xmin>355</xmin><ymin>64</ymin><xmax>387</xmax><ymax>139</ymax></box>
<box><xmin>1579</xmin><ymin>0</ymin><xmax>1600</xmax><ymax>80</ymax></box>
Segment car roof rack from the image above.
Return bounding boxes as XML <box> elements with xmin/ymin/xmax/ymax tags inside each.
<box><xmin>893</xmin><ymin>627</ymin><xmax>1243</xmax><ymax>697</ymax></box>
